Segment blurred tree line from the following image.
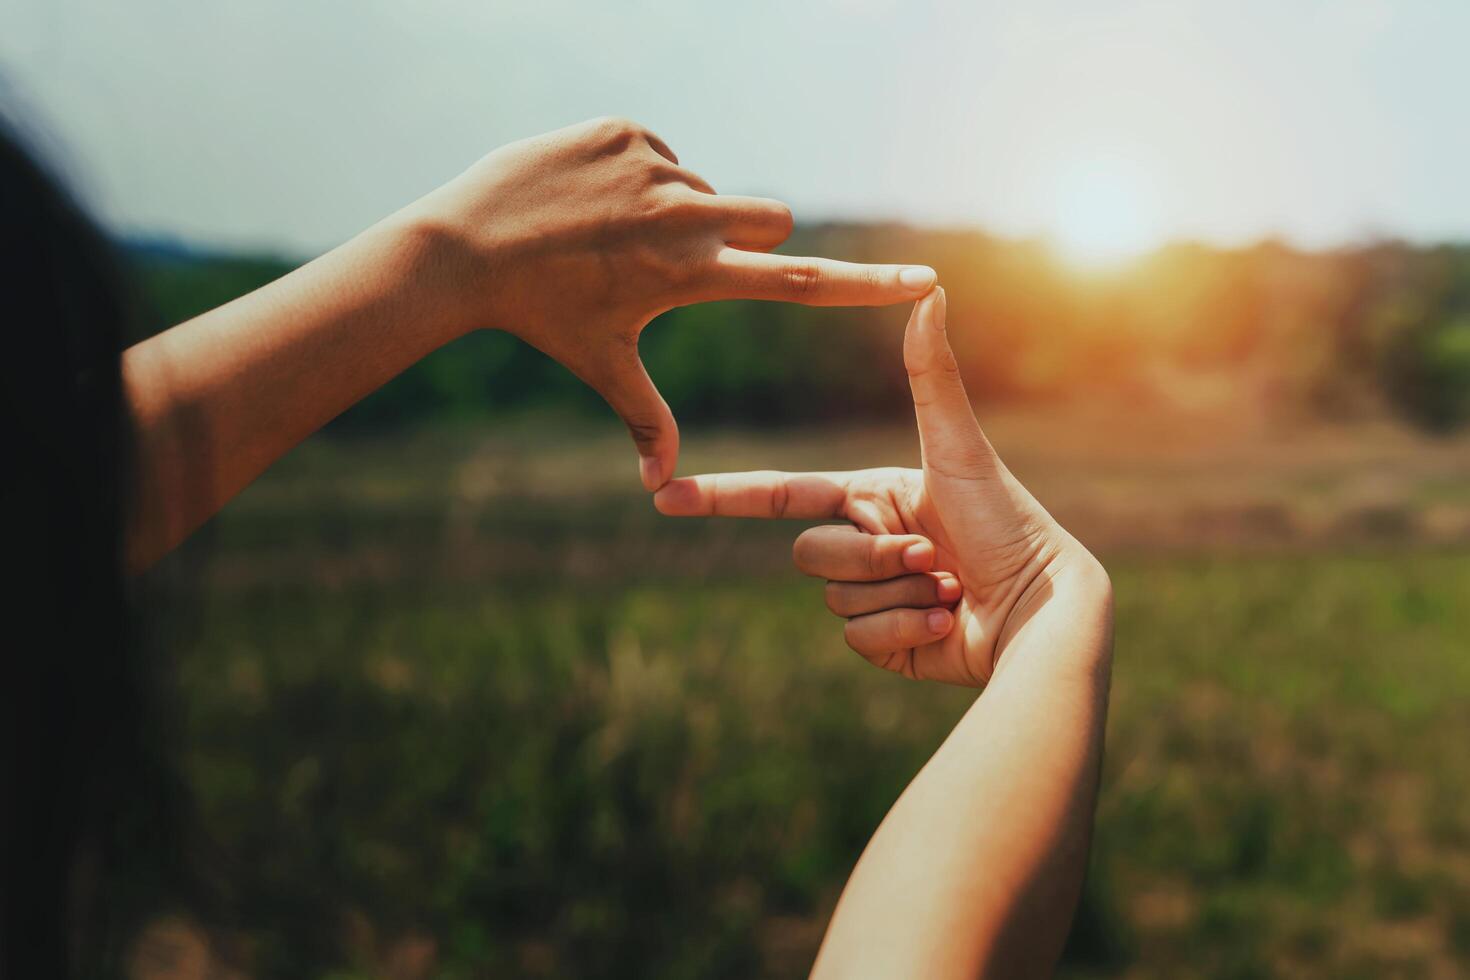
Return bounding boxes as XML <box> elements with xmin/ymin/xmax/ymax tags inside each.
<box><xmin>128</xmin><ymin>227</ymin><xmax>1470</xmax><ymax>434</ymax></box>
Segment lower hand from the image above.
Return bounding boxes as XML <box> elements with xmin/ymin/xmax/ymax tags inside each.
<box><xmin>653</xmin><ymin>288</ymin><xmax>1109</xmax><ymax>686</ymax></box>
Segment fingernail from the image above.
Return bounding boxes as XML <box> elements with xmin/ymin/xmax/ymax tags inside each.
<box><xmin>927</xmin><ymin>609</ymin><xmax>952</xmax><ymax>633</ymax></box>
<box><xmin>937</xmin><ymin>575</ymin><xmax>961</xmax><ymax>601</ymax></box>
<box><xmin>639</xmin><ymin>455</ymin><xmax>663</xmax><ymax>491</ymax></box>
<box><xmin>932</xmin><ymin>286</ymin><xmax>947</xmax><ymax>330</ymax></box>
<box><xmin>899</xmin><ymin>266</ymin><xmax>937</xmax><ymax>291</ymax></box>
<box><xmin>902</xmin><ymin>541</ymin><xmax>933</xmax><ymax>571</ymax></box>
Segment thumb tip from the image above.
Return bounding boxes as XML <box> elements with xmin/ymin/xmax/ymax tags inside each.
<box><xmin>905</xmin><ymin>285</ymin><xmax>950</xmax><ymax>359</ymax></box>
<box><xmin>652</xmin><ymin>478</ymin><xmax>698</xmax><ymax>516</ymax></box>
<box><xmin>639</xmin><ymin>454</ymin><xmax>667</xmax><ymax>492</ymax></box>
<box><xmin>924</xmin><ymin>285</ymin><xmax>947</xmax><ymax>328</ymax></box>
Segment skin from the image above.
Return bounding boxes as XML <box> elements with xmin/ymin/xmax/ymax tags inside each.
<box><xmin>655</xmin><ymin>289</ymin><xmax>1115</xmax><ymax>978</ymax></box>
<box><xmin>122</xmin><ymin>116</ymin><xmax>936</xmax><ymax>572</ymax></box>
<box><xmin>120</xmin><ymin>115</ymin><xmax>1111</xmax><ymax>973</ymax></box>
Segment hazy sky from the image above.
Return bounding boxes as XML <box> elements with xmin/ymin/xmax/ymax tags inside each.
<box><xmin>4</xmin><ymin>0</ymin><xmax>1467</xmax><ymax>256</ymax></box>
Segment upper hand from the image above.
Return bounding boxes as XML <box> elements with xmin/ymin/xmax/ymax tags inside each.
<box><xmin>653</xmin><ymin>288</ymin><xmax>1109</xmax><ymax>686</ymax></box>
<box><xmin>407</xmin><ymin>117</ymin><xmax>937</xmax><ymax>490</ymax></box>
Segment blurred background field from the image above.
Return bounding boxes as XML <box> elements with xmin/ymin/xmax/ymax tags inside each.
<box><xmin>11</xmin><ymin>2</ymin><xmax>1470</xmax><ymax>976</ymax></box>
<box><xmin>127</xmin><ymin>238</ymin><xmax>1470</xmax><ymax>979</ymax></box>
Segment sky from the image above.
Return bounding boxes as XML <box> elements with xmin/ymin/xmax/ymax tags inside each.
<box><xmin>3</xmin><ymin>0</ymin><xmax>1468</xmax><ymax>258</ymax></box>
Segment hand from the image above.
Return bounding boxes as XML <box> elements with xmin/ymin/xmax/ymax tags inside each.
<box><xmin>653</xmin><ymin>288</ymin><xmax>1109</xmax><ymax>686</ymax></box>
<box><xmin>405</xmin><ymin>116</ymin><xmax>937</xmax><ymax>490</ymax></box>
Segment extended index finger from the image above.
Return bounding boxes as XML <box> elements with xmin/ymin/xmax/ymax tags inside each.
<box><xmin>712</xmin><ymin>248</ymin><xmax>937</xmax><ymax>306</ymax></box>
<box><xmin>653</xmin><ymin>471</ymin><xmax>851</xmax><ymax>518</ymax></box>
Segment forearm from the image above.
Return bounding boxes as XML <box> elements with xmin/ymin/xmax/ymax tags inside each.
<box><xmin>121</xmin><ymin>208</ymin><xmax>464</xmax><ymax>572</ymax></box>
<box><xmin>812</xmin><ymin>558</ymin><xmax>1114</xmax><ymax>979</ymax></box>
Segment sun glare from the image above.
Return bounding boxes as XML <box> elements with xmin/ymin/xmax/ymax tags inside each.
<box><xmin>1047</xmin><ymin>156</ymin><xmax>1165</xmax><ymax>271</ymax></box>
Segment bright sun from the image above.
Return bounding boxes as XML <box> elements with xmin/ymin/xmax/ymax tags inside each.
<box><xmin>1047</xmin><ymin>156</ymin><xmax>1165</xmax><ymax>270</ymax></box>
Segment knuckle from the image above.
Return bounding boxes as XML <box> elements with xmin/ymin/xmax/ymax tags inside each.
<box><xmin>621</xmin><ymin>411</ymin><xmax>665</xmax><ymax>450</ymax></box>
<box><xmin>906</xmin><ymin>345</ymin><xmax>962</xmax><ymax>382</ymax></box>
<box><xmin>889</xmin><ymin>615</ymin><xmax>912</xmax><ymax>649</ymax></box>
<box><xmin>843</xmin><ymin>620</ymin><xmax>864</xmax><ymax>654</ymax></box>
<box><xmin>642</xmin><ymin>161</ymin><xmax>681</xmax><ymax>187</ymax></box>
<box><xmin>781</xmin><ymin>261</ymin><xmax>822</xmax><ymax>298</ymax></box>
<box><xmin>937</xmin><ymin>346</ymin><xmax>962</xmax><ymax>378</ymax></box>
<box><xmin>582</xmin><ymin>114</ymin><xmax>616</xmax><ymax>136</ymax></box>
<box><xmin>663</xmin><ymin>165</ymin><xmax>710</xmax><ymax>194</ymax></box>
<box><xmin>648</xmin><ymin>193</ymin><xmax>704</xmax><ymax>227</ymax></box>
<box><xmin>864</xmin><ymin>539</ymin><xmax>887</xmax><ymax>579</ymax></box>
<box><xmin>769</xmin><ymin>475</ymin><xmax>790</xmax><ymax>519</ymax></box>
<box><xmin>593</xmin><ymin>115</ymin><xmax>640</xmax><ymax>149</ymax></box>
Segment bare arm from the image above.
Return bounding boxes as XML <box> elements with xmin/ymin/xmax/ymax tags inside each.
<box><xmin>812</xmin><ymin>564</ymin><xmax>1112</xmax><ymax>978</ymax></box>
<box><xmin>122</xmin><ymin>117</ymin><xmax>938</xmax><ymax>572</ymax></box>
<box><xmin>654</xmin><ymin>289</ymin><xmax>1114</xmax><ymax>976</ymax></box>
<box><xmin>122</xmin><ymin>213</ymin><xmax>454</xmax><ymax>571</ymax></box>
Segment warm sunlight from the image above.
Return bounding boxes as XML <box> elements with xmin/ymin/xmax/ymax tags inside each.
<box><xmin>1047</xmin><ymin>155</ymin><xmax>1165</xmax><ymax>270</ymax></box>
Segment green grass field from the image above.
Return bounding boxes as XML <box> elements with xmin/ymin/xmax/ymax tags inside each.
<box><xmin>143</xmin><ymin>417</ymin><xmax>1470</xmax><ymax>979</ymax></box>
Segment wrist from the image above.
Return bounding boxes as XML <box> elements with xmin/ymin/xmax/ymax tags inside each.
<box><xmin>1058</xmin><ymin>550</ymin><xmax>1114</xmax><ymax>623</ymax></box>
<box><xmin>994</xmin><ymin>545</ymin><xmax>1114</xmax><ymax>675</ymax></box>
<box><xmin>369</xmin><ymin>202</ymin><xmax>489</xmax><ymax>345</ymax></box>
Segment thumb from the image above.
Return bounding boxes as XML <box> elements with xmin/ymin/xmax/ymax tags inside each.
<box><xmin>592</xmin><ymin>351</ymin><xmax>679</xmax><ymax>491</ymax></box>
<box><xmin>903</xmin><ymin>287</ymin><xmax>997</xmax><ymax>477</ymax></box>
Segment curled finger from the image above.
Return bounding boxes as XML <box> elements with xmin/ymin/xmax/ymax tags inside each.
<box><xmin>793</xmin><ymin>524</ymin><xmax>935</xmax><ymax>581</ymax></box>
<box><xmin>824</xmin><ymin>573</ymin><xmax>962</xmax><ymax>618</ymax></box>
<box><xmin>843</xmin><ymin>606</ymin><xmax>955</xmax><ymax>661</ymax></box>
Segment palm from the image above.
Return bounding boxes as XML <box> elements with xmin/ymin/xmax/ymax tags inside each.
<box><xmin>824</xmin><ymin>461</ymin><xmax>1059</xmax><ymax>686</ymax></box>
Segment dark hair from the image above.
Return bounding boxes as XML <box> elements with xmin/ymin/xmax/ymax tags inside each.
<box><xmin>0</xmin><ymin>103</ymin><xmax>185</xmax><ymax>978</ymax></box>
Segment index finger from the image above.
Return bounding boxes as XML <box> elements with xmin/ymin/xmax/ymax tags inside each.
<box><xmin>712</xmin><ymin>248</ymin><xmax>937</xmax><ymax>307</ymax></box>
<box><xmin>653</xmin><ymin>471</ymin><xmax>852</xmax><ymax>518</ymax></box>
